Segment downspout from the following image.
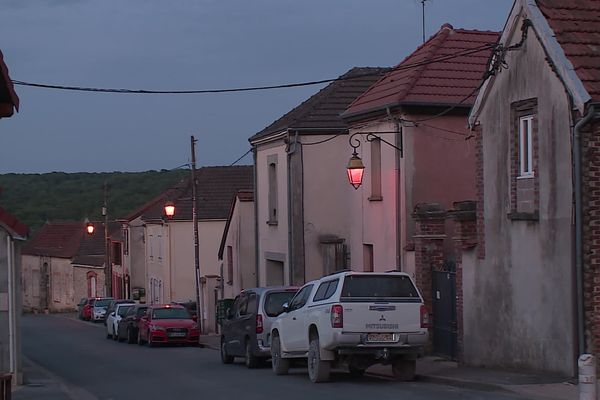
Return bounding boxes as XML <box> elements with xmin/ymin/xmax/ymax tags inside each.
<box><xmin>574</xmin><ymin>103</ymin><xmax>599</xmax><ymax>356</ymax></box>
<box><xmin>388</xmin><ymin>107</ymin><xmax>403</xmax><ymax>271</ymax></box>
<box><xmin>253</xmin><ymin>146</ymin><xmax>260</xmax><ymax>287</ymax></box>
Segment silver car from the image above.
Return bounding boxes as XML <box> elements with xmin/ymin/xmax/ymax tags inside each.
<box><xmin>91</xmin><ymin>297</ymin><xmax>113</xmax><ymax>322</ymax></box>
<box><xmin>220</xmin><ymin>287</ymin><xmax>298</xmax><ymax>368</ymax></box>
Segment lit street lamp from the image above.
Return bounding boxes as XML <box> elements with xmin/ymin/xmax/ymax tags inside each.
<box><xmin>164</xmin><ymin>201</ymin><xmax>175</xmax><ymax>219</ymax></box>
<box><xmin>346</xmin><ymin>131</ymin><xmax>403</xmax><ymax>189</ymax></box>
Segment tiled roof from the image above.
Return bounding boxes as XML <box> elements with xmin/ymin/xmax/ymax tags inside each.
<box><xmin>249</xmin><ymin>67</ymin><xmax>390</xmax><ymax>142</ymax></box>
<box><xmin>0</xmin><ymin>206</ymin><xmax>28</xmax><ymax>238</ymax></box>
<box><xmin>344</xmin><ymin>25</ymin><xmax>500</xmax><ymax>118</ymax></box>
<box><xmin>0</xmin><ymin>50</ymin><xmax>19</xmax><ymax>117</ymax></box>
<box><xmin>537</xmin><ymin>0</ymin><xmax>600</xmax><ymax>102</ymax></box>
<box><xmin>22</xmin><ymin>221</ymin><xmax>84</xmax><ymax>258</ymax></box>
<box><xmin>142</xmin><ymin>166</ymin><xmax>254</xmax><ymax>221</ymax></box>
<box><xmin>124</xmin><ymin>178</ymin><xmax>189</xmax><ymax>222</ymax></box>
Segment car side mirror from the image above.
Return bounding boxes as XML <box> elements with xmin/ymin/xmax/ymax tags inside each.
<box><xmin>281</xmin><ymin>303</ymin><xmax>290</xmax><ymax>313</ymax></box>
<box><xmin>110</xmin><ymin>312</ymin><xmax>115</xmax><ymax>317</ymax></box>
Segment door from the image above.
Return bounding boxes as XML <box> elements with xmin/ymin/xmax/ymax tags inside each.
<box><xmin>432</xmin><ymin>269</ymin><xmax>457</xmax><ymax>360</ymax></box>
<box><xmin>282</xmin><ymin>284</ymin><xmax>313</xmax><ymax>352</ymax></box>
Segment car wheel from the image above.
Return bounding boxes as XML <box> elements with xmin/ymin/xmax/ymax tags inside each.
<box><xmin>137</xmin><ymin>330</ymin><xmax>145</xmax><ymax>346</ymax></box>
<box><xmin>117</xmin><ymin>330</ymin><xmax>124</xmax><ymax>343</ymax></box>
<box><xmin>348</xmin><ymin>365</ymin><xmax>366</xmax><ymax>378</ymax></box>
<box><xmin>245</xmin><ymin>340</ymin><xmax>260</xmax><ymax>369</ymax></box>
<box><xmin>112</xmin><ymin>325</ymin><xmax>118</xmax><ymax>341</ymax></box>
<box><xmin>308</xmin><ymin>336</ymin><xmax>330</xmax><ymax>383</ymax></box>
<box><xmin>146</xmin><ymin>331</ymin><xmax>154</xmax><ymax>347</ymax></box>
<box><xmin>220</xmin><ymin>338</ymin><xmax>234</xmax><ymax>364</ymax></box>
<box><xmin>392</xmin><ymin>359</ymin><xmax>416</xmax><ymax>381</ymax></box>
<box><xmin>271</xmin><ymin>334</ymin><xmax>289</xmax><ymax>375</ymax></box>
<box><xmin>127</xmin><ymin>328</ymin><xmax>135</xmax><ymax>344</ymax></box>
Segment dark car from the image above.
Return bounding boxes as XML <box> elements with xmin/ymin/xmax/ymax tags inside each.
<box><xmin>221</xmin><ymin>286</ymin><xmax>298</xmax><ymax>368</ymax></box>
<box><xmin>117</xmin><ymin>304</ymin><xmax>148</xmax><ymax>344</ymax></box>
<box><xmin>103</xmin><ymin>299</ymin><xmax>135</xmax><ymax>325</ymax></box>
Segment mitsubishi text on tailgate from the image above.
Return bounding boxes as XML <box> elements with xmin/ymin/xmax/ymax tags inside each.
<box><xmin>270</xmin><ymin>271</ymin><xmax>429</xmax><ymax>383</ymax></box>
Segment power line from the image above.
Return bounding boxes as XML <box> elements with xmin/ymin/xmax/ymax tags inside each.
<box><xmin>229</xmin><ymin>148</ymin><xmax>252</xmax><ymax>166</ymax></box>
<box><xmin>10</xmin><ymin>43</ymin><xmax>496</xmax><ymax>95</ymax></box>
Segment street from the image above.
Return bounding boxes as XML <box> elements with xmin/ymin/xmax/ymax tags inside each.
<box><xmin>17</xmin><ymin>314</ymin><xmax>532</xmax><ymax>400</ymax></box>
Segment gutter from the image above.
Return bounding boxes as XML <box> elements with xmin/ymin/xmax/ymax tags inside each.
<box><xmin>574</xmin><ymin>103</ymin><xmax>600</xmax><ymax>356</ymax></box>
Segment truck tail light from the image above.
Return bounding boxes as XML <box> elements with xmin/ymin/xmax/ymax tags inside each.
<box><xmin>420</xmin><ymin>305</ymin><xmax>431</xmax><ymax>329</ymax></box>
<box><xmin>331</xmin><ymin>305</ymin><xmax>343</xmax><ymax>328</ymax></box>
<box><xmin>256</xmin><ymin>314</ymin><xmax>264</xmax><ymax>334</ymax></box>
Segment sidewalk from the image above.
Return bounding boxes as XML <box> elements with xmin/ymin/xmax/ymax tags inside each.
<box><xmin>202</xmin><ymin>333</ymin><xmax>577</xmax><ymax>400</ymax></box>
<box><xmin>12</xmin><ymin>357</ymin><xmax>72</xmax><ymax>400</ymax></box>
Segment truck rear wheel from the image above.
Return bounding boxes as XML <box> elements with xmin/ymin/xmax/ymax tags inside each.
<box><xmin>271</xmin><ymin>335</ymin><xmax>289</xmax><ymax>375</ymax></box>
<box><xmin>392</xmin><ymin>359</ymin><xmax>416</xmax><ymax>381</ymax></box>
<box><xmin>308</xmin><ymin>337</ymin><xmax>330</xmax><ymax>383</ymax></box>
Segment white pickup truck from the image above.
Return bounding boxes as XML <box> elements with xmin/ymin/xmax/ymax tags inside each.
<box><xmin>270</xmin><ymin>271</ymin><xmax>429</xmax><ymax>383</ymax></box>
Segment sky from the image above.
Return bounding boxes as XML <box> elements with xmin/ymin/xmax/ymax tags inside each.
<box><xmin>0</xmin><ymin>0</ymin><xmax>513</xmax><ymax>173</ymax></box>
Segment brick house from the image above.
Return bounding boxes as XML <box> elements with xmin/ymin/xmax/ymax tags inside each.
<box><xmin>249</xmin><ymin>67</ymin><xmax>388</xmax><ymax>287</ymax></box>
<box><xmin>463</xmin><ymin>0</ymin><xmax>600</xmax><ymax>376</ymax></box>
<box><xmin>340</xmin><ymin>25</ymin><xmax>498</xmax><ymax>359</ymax></box>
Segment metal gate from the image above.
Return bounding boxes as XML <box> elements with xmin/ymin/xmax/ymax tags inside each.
<box><xmin>432</xmin><ymin>267</ymin><xmax>457</xmax><ymax>359</ymax></box>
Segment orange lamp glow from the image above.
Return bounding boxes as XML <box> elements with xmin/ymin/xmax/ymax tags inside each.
<box><xmin>347</xmin><ymin>154</ymin><xmax>365</xmax><ymax>190</ymax></box>
<box><xmin>86</xmin><ymin>221</ymin><xmax>95</xmax><ymax>235</ymax></box>
<box><xmin>164</xmin><ymin>201</ymin><xmax>175</xmax><ymax>219</ymax></box>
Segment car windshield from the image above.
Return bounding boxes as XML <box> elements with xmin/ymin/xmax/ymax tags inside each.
<box><xmin>264</xmin><ymin>291</ymin><xmax>297</xmax><ymax>317</ymax></box>
<box><xmin>117</xmin><ymin>305</ymin><xmax>133</xmax><ymax>317</ymax></box>
<box><xmin>152</xmin><ymin>308</ymin><xmax>190</xmax><ymax>319</ymax></box>
<box><xmin>341</xmin><ymin>275</ymin><xmax>419</xmax><ymax>299</ymax></box>
<box><xmin>94</xmin><ymin>299</ymin><xmax>112</xmax><ymax>307</ymax></box>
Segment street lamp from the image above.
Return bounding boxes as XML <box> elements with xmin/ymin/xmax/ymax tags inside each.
<box><xmin>85</xmin><ymin>219</ymin><xmax>95</xmax><ymax>235</ymax></box>
<box><xmin>164</xmin><ymin>201</ymin><xmax>175</xmax><ymax>219</ymax></box>
<box><xmin>346</xmin><ymin>131</ymin><xmax>403</xmax><ymax>189</ymax></box>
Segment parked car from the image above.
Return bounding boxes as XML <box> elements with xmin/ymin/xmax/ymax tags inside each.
<box><xmin>117</xmin><ymin>304</ymin><xmax>149</xmax><ymax>344</ymax></box>
<box><xmin>106</xmin><ymin>303</ymin><xmax>135</xmax><ymax>340</ymax></box>
<box><xmin>171</xmin><ymin>301</ymin><xmax>197</xmax><ymax>321</ymax></box>
<box><xmin>77</xmin><ymin>297</ymin><xmax>94</xmax><ymax>320</ymax></box>
<box><xmin>91</xmin><ymin>297</ymin><xmax>114</xmax><ymax>322</ymax></box>
<box><xmin>270</xmin><ymin>271</ymin><xmax>429</xmax><ymax>383</ymax></box>
<box><xmin>220</xmin><ymin>286</ymin><xmax>299</xmax><ymax>368</ymax></box>
<box><xmin>103</xmin><ymin>299</ymin><xmax>136</xmax><ymax>325</ymax></box>
<box><xmin>138</xmin><ymin>304</ymin><xmax>199</xmax><ymax>347</ymax></box>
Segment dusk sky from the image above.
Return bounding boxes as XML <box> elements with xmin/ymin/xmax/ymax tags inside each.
<box><xmin>1</xmin><ymin>0</ymin><xmax>513</xmax><ymax>173</ymax></box>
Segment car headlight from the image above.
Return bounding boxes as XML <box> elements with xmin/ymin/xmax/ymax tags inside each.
<box><xmin>150</xmin><ymin>325</ymin><xmax>166</xmax><ymax>332</ymax></box>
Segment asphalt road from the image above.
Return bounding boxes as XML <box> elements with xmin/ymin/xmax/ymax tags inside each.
<box><xmin>20</xmin><ymin>314</ymin><xmax>530</xmax><ymax>400</ymax></box>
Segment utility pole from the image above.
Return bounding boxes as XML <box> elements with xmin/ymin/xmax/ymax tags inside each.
<box><xmin>422</xmin><ymin>0</ymin><xmax>428</xmax><ymax>43</ymax></box>
<box><xmin>103</xmin><ymin>181</ymin><xmax>112</xmax><ymax>297</ymax></box>
<box><xmin>191</xmin><ymin>136</ymin><xmax>205</xmax><ymax>336</ymax></box>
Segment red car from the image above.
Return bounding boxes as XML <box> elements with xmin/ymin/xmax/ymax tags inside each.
<box><xmin>138</xmin><ymin>304</ymin><xmax>199</xmax><ymax>347</ymax></box>
<box><xmin>77</xmin><ymin>297</ymin><xmax>95</xmax><ymax>321</ymax></box>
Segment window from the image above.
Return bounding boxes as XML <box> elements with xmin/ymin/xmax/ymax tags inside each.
<box><xmin>237</xmin><ymin>295</ymin><xmax>249</xmax><ymax>317</ymax></box>
<box><xmin>112</xmin><ymin>242</ymin><xmax>122</xmax><ymax>265</ymax></box>
<box><xmin>264</xmin><ymin>291</ymin><xmax>297</xmax><ymax>317</ymax></box>
<box><xmin>247</xmin><ymin>293</ymin><xmax>258</xmax><ymax>315</ymax></box>
<box><xmin>157</xmin><ymin>234</ymin><xmax>163</xmax><ymax>262</ymax></box>
<box><xmin>87</xmin><ymin>271</ymin><xmax>97</xmax><ymax>297</ymax></box>
<box><xmin>289</xmin><ymin>284</ymin><xmax>314</xmax><ymax>310</ymax></box>
<box><xmin>363</xmin><ymin>244</ymin><xmax>374</xmax><ymax>272</ymax></box>
<box><xmin>148</xmin><ymin>234</ymin><xmax>154</xmax><ymax>260</ymax></box>
<box><xmin>370</xmin><ymin>138</ymin><xmax>382</xmax><ymax>200</ymax></box>
<box><xmin>510</xmin><ymin>99</ymin><xmax>538</xmax><ymax>219</ymax></box>
<box><xmin>519</xmin><ymin>115</ymin><xmax>534</xmax><ymax>177</ymax></box>
<box><xmin>123</xmin><ymin>227</ymin><xmax>129</xmax><ymax>256</ymax></box>
<box><xmin>340</xmin><ymin>275</ymin><xmax>419</xmax><ymax>300</ymax></box>
<box><xmin>313</xmin><ymin>279</ymin><xmax>339</xmax><ymax>302</ymax></box>
<box><xmin>267</xmin><ymin>155</ymin><xmax>278</xmax><ymax>224</ymax></box>
<box><xmin>227</xmin><ymin>246</ymin><xmax>233</xmax><ymax>285</ymax></box>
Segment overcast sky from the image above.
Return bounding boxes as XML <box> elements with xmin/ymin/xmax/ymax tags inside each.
<box><xmin>0</xmin><ymin>0</ymin><xmax>513</xmax><ymax>173</ymax></box>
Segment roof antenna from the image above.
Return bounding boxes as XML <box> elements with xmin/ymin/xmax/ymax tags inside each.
<box><xmin>421</xmin><ymin>0</ymin><xmax>428</xmax><ymax>43</ymax></box>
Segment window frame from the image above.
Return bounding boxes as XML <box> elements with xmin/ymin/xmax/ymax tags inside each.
<box><xmin>313</xmin><ymin>279</ymin><xmax>339</xmax><ymax>302</ymax></box>
<box><xmin>518</xmin><ymin>115</ymin><xmax>534</xmax><ymax>178</ymax></box>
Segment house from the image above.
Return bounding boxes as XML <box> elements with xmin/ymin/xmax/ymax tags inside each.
<box><xmin>22</xmin><ymin>222</ymin><xmax>87</xmax><ymax>311</ymax></box>
<box><xmin>218</xmin><ymin>190</ymin><xmax>255</xmax><ymax>298</ymax></box>
<box><xmin>341</xmin><ymin>24</ymin><xmax>499</xmax><ymax>279</ymax></box>
<box><xmin>133</xmin><ymin>166</ymin><xmax>253</xmax><ymax>333</ymax></box>
<box><xmin>463</xmin><ymin>0</ymin><xmax>600</xmax><ymax>376</ymax></box>
<box><xmin>71</xmin><ymin>221</ymin><xmax>107</xmax><ymax>301</ymax></box>
<box><xmin>249</xmin><ymin>67</ymin><xmax>389</xmax><ymax>287</ymax></box>
<box><xmin>0</xmin><ymin>50</ymin><xmax>23</xmax><ymax>386</ymax></box>
<box><xmin>0</xmin><ymin>208</ymin><xmax>27</xmax><ymax>385</ymax></box>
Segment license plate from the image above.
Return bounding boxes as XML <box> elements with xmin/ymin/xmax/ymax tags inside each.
<box><xmin>366</xmin><ymin>333</ymin><xmax>394</xmax><ymax>343</ymax></box>
<box><xmin>168</xmin><ymin>332</ymin><xmax>186</xmax><ymax>338</ymax></box>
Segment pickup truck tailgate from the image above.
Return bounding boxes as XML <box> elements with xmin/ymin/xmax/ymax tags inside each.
<box><xmin>339</xmin><ymin>274</ymin><xmax>423</xmax><ymax>333</ymax></box>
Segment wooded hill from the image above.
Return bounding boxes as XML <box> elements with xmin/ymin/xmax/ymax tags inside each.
<box><xmin>0</xmin><ymin>170</ymin><xmax>189</xmax><ymax>233</ymax></box>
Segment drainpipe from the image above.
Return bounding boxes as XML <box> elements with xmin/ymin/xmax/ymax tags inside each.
<box><xmin>7</xmin><ymin>236</ymin><xmax>14</xmax><ymax>375</ymax></box>
<box><xmin>252</xmin><ymin>146</ymin><xmax>260</xmax><ymax>287</ymax></box>
<box><xmin>574</xmin><ymin>103</ymin><xmax>599</xmax><ymax>356</ymax></box>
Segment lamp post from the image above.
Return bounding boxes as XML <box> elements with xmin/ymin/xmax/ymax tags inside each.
<box><xmin>163</xmin><ymin>137</ymin><xmax>204</xmax><ymax>337</ymax></box>
<box><xmin>103</xmin><ymin>182</ymin><xmax>112</xmax><ymax>297</ymax></box>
